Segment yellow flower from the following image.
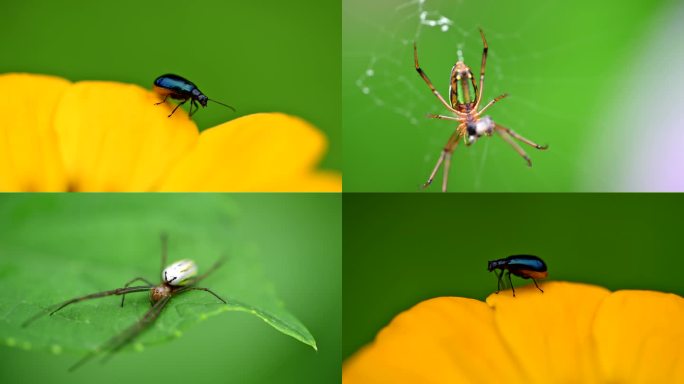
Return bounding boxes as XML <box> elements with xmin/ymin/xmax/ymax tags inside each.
<box><xmin>343</xmin><ymin>282</ymin><xmax>684</xmax><ymax>383</ymax></box>
<box><xmin>0</xmin><ymin>73</ymin><xmax>340</xmax><ymax>191</ymax></box>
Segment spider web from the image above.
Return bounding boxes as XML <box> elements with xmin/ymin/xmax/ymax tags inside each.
<box><xmin>345</xmin><ymin>0</ymin><xmax>581</xmax><ymax>190</ymax></box>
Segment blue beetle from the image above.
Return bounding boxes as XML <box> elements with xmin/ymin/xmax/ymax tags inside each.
<box><xmin>488</xmin><ymin>255</ymin><xmax>547</xmax><ymax>297</ymax></box>
<box><xmin>153</xmin><ymin>74</ymin><xmax>235</xmax><ymax>118</ymax></box>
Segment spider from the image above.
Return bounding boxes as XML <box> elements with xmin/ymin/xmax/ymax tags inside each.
<box><xmin>414</xmin><ymin>29</ymin><xmax>548</xmax><ymax>192</ymax></box>
<box><xmin>22</xmin><ymin>234</ymin><xmax>227</xmax><ymax>371</ymax></box>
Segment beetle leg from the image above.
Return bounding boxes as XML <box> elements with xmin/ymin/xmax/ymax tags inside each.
<box><xmin>507</xmin><ymin>271</ymin><xmax>516</xmax><ymax>297</ymax></box>
<box><xmin>495</xmin><ymin>270</ymin><xmax>503</xmax><ymax>294</ymax></box>
<box><xmin>533</xmin><ymin>278</ymin><xmax>544</xmax><ymax>293</ymax></box>
<box><xmin>168</xmin><ymin>99</ymin><xmax>188</xmax><ymax>118</ymax></box>
<box><xmin>189</xmin><ymin>100</ymin><xmax>200</xmax><ymax>117</ymax></box>
<box><xmin>154</xmin><ymin>95</ymin><xmax>169</xmax><ymax>105</ymax></box>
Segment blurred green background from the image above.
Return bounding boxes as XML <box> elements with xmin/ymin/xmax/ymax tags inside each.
<box><xmin>343</xmin><ymin>193</ymin><xmax>684</xmax><ymax>359</ymax></box>
<box><xmin>0</xmin><ymin>0</ymin><xmax>340</xmax><ymax>171</ymax></box>
<box><xmin>343</xmin><ymin>0</ymin><xmax>676</xmax><ymax>191</ymax></box>
<box><xmin>0</xmin><ymin>193</ymin><xmax>341</xmax><ymax>383</ymax></box>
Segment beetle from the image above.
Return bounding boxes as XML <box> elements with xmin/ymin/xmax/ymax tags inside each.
<box><xmin>487</xmin><ymin>255</ymin><xmax>547</xmax><ymax>297</ymax></box>
<box><xmin>153</xmin><ymin>74</ymin><xmax>235</xmax><ymax>118</ymax></box>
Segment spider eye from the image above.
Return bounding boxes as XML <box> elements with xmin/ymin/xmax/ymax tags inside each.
<box><xmin>163</xmin><ymin>259</ymin><xmax>198</xmax><ymax>286</ymax></box>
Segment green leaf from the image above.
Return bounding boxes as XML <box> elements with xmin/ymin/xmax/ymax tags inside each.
<box><xmin>0</xmin><ymin>194</ymin><xmax>317</xmax><ymax>356</ymax></box>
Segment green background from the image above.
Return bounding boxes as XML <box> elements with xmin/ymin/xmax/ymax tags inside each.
<box><xmin>0</xmin><ymin>0</ymin><xmax>341</xmax><ymax>171</ymax></box>
<box><xmin>343</xmin><ymin>0</ymin><xmax>673</xmax><ymax>191</ymax></box>
<box><xmin>0</xmin><ymin>194</ymin><xmax>341</xmax><ymax>383</ymax></box>
<box><xmin>343</xmin><ymin>193</ymin><xmax>684</xmax><ymax>359</ymax></box>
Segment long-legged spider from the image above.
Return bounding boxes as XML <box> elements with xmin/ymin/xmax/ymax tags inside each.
<box><xmin>22</xmin><ymin>234</ymin><xmax>227</xmax><ymax>371</ymax></box>
<box><xmin>414</xmin><ymin>29</ymin><xmax>548</xmax><ymax>192</ymax></box>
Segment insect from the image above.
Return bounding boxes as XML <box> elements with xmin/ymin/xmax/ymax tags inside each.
<box><xmin>487</xmin><ymin>255</ymin><xmax>548</xmax><ymax>297</ymax></box>
<box><xmin>153</xmin><ymin>74</ymin><xmax>235</xmax><ymax>118</ymax></box>
<box><xmin>22</xmin><ymin>234</ymin><xmax>227</xmax><ymax>371</ymax></box>
<box><xmin>414</xmin><ymin>29</ymin><xmax>548</xmax><ymax>192</ymax></box>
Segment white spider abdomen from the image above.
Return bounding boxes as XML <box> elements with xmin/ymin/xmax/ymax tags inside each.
<box><xmin>163</xmin><ymin>259</ymin><xmax>198</xmax><ymax>286</ymax></box>
<box><xmin>475</xmin><ymin>116</ymin><xmax>495</xmax><ymax>136</ymax></box>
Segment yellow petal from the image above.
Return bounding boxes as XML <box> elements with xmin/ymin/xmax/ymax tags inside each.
<box><xmin>486</xmin><ymin>281</ymin><xmax>610</xmax><ymax>384</ymax></box>
<box><xmin>346</xmin><ymin>282</ymin><xmax>684</xmax><ymax>384</ymax></box>
<box><xmin>159</xmin><ymin>113</ymin><xmax>338</xmax><ymax>192</ymax></box>
<box><xmin>0</xmin><ymin>73</ymin><xmax>70</xmax><ymax>191</ymax></box>
<box><xmin>343</xmin><ymin>297</ymin><xmax>525</xmax><ymax>384</ymax></box>
<box><xmin>592</xmin><ymin>290</ymin><xmax>684</xmax><ymax>383</ymax></box>
<box><xmin>53</xmin><ymin>81</ymin><xmax>198</xmax><ymax>191</ymax></box>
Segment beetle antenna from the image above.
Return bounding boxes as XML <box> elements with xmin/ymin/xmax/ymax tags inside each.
<box><xmin>208</xmin><ymin>99</ymin><xmax>236</xmax><ymax>112</ymax></box>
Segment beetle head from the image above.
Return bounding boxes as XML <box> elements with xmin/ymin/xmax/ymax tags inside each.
<box><xmin>197</xmin><ymin>94</ymin><xmax>208</xmax><ymax>107</ymax></box>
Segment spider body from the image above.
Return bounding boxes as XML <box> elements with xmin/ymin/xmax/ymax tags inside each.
<box><xmin>153</xmin><ymin>74</ymin><xmax>235</xmax><ymax>118</ymax></box>
<box><xmin>147</xmin><ymin>259</ymin><xmax>198</xmax><ymax>303</ymax></box>
<box><xmin>22</xmin><ymin>234</ymin><xmax>227</xmax><ymax>371</ymax></box>
<box><xmin>449</xmin><ymin>61</ymin><xmax>478</xmax><ymax>113</ymax></box>
<box><xmin>488</xmin><ymin>255</ymin><xmax>548</xmax><ymax>297</ymax></box>
<box><xmin>414</xmin><ymin>29</ymin><xmax>548</xmax><ymax>192</ymax></box>
<box><xmin>150</xmin><ymin>284</ymin><xmax>172</xmax><ymax>303</ymax></box>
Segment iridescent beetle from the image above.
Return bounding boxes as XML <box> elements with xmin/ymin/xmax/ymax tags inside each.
<box><xmin>153</xmin><ymin>74</ymin><xmax>235</xmax><ymax>118</ymax></box>
<box><xmin>487</xmin><ymin>254</ymin><xmax>548</xmax><ymax>297</ymax></box>
<box><xmin>22</xmin><ymin>234</ymin><xmax>227</xmax><ymax>371</ymax></box>
<box><xmin>414</xmin><ymin>29</ymin><xmax>548</xmax><ymax>192</ymax></box>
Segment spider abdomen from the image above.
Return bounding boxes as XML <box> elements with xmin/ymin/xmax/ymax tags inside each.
<box><xmin>449</xmin><ymin>63</ymin><xmax>478</xmax><ymax>112</ymax></box>
<box><xmin>163</xmin><ymin>259</ymin><xmax>198</xmax><ymax>286</ymax></box>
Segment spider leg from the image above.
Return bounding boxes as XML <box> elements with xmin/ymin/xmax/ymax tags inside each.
<box><xmin>422</xmin><ymin>126</ymin><xmax>463</xmax><ymax>190</ymax></box>
<box><xmin>160</xmin><ymin>232</ymin><xmax>168</xmax><ymax>276</ymax></box>
<box><xmin>154</xmin><ymin>95</ymin><xmax>169</xmax><ymax>106</ymax></box>
<box><xmin>426</xmin><ymin>114</ymin><xmax>461</xmax><ymax>122</ymax></box>
<box><xmin>168</xmin><ymin>99</ymin><xmax>188</xmax><ymax>118</ymax></box>
<box><xmin>495</xmin><ymin>124</ymin><xmax>548</xmax><ymax>150</ymax></box>
<box><xmin>184</xmin><ymin>256</ymin><xmax>227</xmax><ymax>286</ymax></box>
<box><xmin>69</xmin><ymin>296</ymin><xmax>172</xmax><ymax>371</ymax></box>
<box><xmin>176</xmin><ymin>287</ymin><xmax>227</xmax><ymax>304</ymax></box>
<box><xmin>423</xmin><ymin>124</ymin><xmax>462</xmax><ymax>189</ymax></box>
<box><xmin>475</xmin><ymin>28</ymin><xmax>488</xmax><ymax>109</ymax></box>
<box><xmin>442</xmin><ymin>125</ymin><xmax>465</xmax><ymax>192</ymax></box>
<box><xmin>495</xmin><ymin>128</ymin><xmax>533</xmax><ymax>167</ymax></box>
<box><xmin>414</xmin><ymin>42</ymin><xmax>466</xmax><ymax>117</ymax></box>
<box><xmin>440</xmin><ymin>145</ymin><xmax>459</xmax><ymax>193</ymax></box>
<box><xmin>22</xmin><ymin>286</ymin><xmax>152</xmax><ymax>328</ymax></box>
<box><xmin>163</xmin><ymin>271</ymin><xmax>177</xmax><ymax>285</ymax></box>
<box><xmin>423</xmin><ymin>152</ymin><xmax>446</xmax><ymax>189</ymax></box>
<box><xmin>477</xmin><ymin>93</ymin><xmax>508</xmax><ymax>115</ymax></box>
<box><xmin>120</xmin><ymin>277</ymin><xmax>155</xmax><ymax>307</ymax></box>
